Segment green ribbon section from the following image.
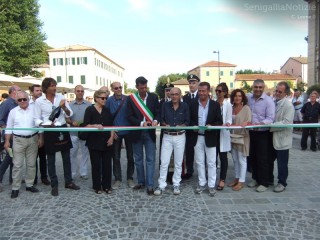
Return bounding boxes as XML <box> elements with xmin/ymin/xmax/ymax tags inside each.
<box><xmin>2</xmin><ymin>123</ymin><xmax>320</xmax><ymax>132</ymax></box>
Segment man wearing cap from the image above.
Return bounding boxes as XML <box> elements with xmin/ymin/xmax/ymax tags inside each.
<box><xmin>127</xmin><ymin>76</ymin><xmax>160</xmax><ymax>195</ymax></box>
<box><xmin>159</xmin><ymin>83</ymin><xmax>174</xmax><ymax>184</ymax></box>
<box><xmin>182</xmin><ymin>74</ymin><xmax>200</xmax><ymax>180</ymax></box>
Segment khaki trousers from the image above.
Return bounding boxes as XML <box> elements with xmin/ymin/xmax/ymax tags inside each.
<box><xmin>12</xmin><ymin>135</ymin><xmax>38</xmax><ymax>190</ymax></box>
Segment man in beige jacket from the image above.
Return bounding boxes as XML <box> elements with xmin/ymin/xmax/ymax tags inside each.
<box><xmin>270</xmin><ymin>81</ymin><xmax>294</xmax><ymax>193</ymax></box>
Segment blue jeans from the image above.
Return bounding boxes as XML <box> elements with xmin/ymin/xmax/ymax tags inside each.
<box><xmin>276</xmin><ymin>149</ymin><xmax>289</xmax><ymax>187</ymax></box>
<box><xmin>132</xmin><ymin>131</ymin><xmax>156</xmax><ymax>188</ymax></box>
<box><xmin>47</xmin><ymin>149</ymin><xmax>73</xmax><ymax>188</ymax></box>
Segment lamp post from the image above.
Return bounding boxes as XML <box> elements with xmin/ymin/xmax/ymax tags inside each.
<box><xmin>213</xmin><ymin>50</ymin><xmax>220</xmax><ymax>84</ymax></box>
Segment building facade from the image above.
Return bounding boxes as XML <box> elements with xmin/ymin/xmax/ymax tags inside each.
<box><xmin>47</xmin><ymin>44</ymin><xmax>125</xmax><ymax>98</ymax></box>
<box><xmin>187</xmin><ymin>60</ymin><xmax>237</xmax><ymax>89</ymax></box>
<box><xmin>280</xmin><ymin>56</ymin><xmax>308</xmax><ymax>83</ymax></box>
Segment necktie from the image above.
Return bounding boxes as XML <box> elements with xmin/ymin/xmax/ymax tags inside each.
<box><xmin>191</xmin><ymin>94</ymin><xmax>194</xmax><ymax>99</ymax></box>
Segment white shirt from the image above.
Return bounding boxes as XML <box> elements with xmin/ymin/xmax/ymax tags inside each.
<box><xmin>5</xmin><ymin>104</ymin><xmax>38</xmax><ymax>136</ymax></box>
<box><xmin>198</xmin><ymin>99</ymin><xmax>210</xmax><ymax>134</ymax></box>
<box><xmin>34</xmin><ymin>93</ymin><xmax>73</xmax><ymax>127</ymax></box>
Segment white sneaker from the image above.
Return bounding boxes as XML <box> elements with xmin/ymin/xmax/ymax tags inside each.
<box><xmin>208</xmin><ymin>188</ymin><xmax>216</xmax><ymax>197</ymax></box>
<box><xmin>154</xmin><ymin>187</ymin><xmax>164</xmax><ymax>196</ymax></box>
<box><xmin>274</xmin><ymin>183</ymin><xmax>286</xmax><ymax>193</ymax></box>
<box><xmin>173</xmin><ymin>186</ymin><xmax>181</xmax><ymax>195</ymax></box>
<box><xmin>127</xmin><ymin>179</ymin><xmax>135</xmax><ymax>188</ymax></box>
<box><xmin>256</xmin><ymin>185</ymin><xmax>268</xmax><ymax>192</ymax></box>
<box><xmin>112</xmin><ymin>180</ymin><xmax>121</xmax><ymax>190</ymax></box>
<box><xmin>247</xmin><ymin>180</ymin><xmax>258</xmax><ymax>188</ymax></box>
<box><xmin>195</xmin><ymin>185</ymin><xmax>206</xmax><ymax>194</ymax></box>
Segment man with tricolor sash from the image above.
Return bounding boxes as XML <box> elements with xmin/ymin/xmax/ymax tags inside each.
<box><xmin>127</xmin><ymin>76</ymin><xmax>160</xmax><ymax>195</ymax></box>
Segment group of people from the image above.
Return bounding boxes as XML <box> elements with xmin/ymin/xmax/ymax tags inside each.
<box><xmin>0</xmin><ymin>74</ymin><xmax>317</xmax><ymax>199</ymax></box>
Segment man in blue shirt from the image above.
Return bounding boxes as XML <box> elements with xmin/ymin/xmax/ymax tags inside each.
<box><xmin>0</xmin><ymin>85</ymin><xmax>21</xmax><ymax>192</ymax></box>
<box><xmin>106</xmin><ymin>82</ymin><xmax>135</xmax><ymax>189</ymax></box>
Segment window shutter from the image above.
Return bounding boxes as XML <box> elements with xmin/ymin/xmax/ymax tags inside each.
<box><xmin>77</xmin><ymin>57</ymin><xmax>80</xmax><ymax>65</ymax></box>
<box><xmin>53</xmin><ymin>59</ymin><xmax>56</xmax><ymax>66</ymax></box>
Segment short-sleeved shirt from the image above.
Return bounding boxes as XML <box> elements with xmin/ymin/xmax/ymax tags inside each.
<box><xmin>161</xmin><ymin>101</ymin><xmax>189</xmax><ymax>130</ymax></box>
<box><xmin>68</xmin><ymin>99</ymin><xmax>92</xmax><ymax>136</ymax></box>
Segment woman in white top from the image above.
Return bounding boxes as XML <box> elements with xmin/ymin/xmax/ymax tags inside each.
<box><xmin>215</xmin><ymin>83</ymin><xmax>232</xmax><ymax>191</ymax></box>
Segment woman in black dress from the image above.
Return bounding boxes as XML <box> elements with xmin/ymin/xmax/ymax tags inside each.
<box><xmin>83</xmin><ymin>90</ymin><xmax>114</xmax><ymax>194</ymax></box>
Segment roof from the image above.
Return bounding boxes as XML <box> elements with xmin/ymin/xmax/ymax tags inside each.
<box><xmin>47</xmin><ymin>44</ymin><xmax>124</xmax><ymax>70</ymax></box>
<box><xmin>235</xmin><ymin>74</ymin><xmax>296</xmax><ymax>81</ymax></box>
<box><xmin>188</xmin><ymin>60</ymin><xmax>237</xmax><ymax>72</ymax></box>
<box><xmin>171</xmin><ymin>78</ymin><xmax>188</xmax><ymax>85</ymax></box>
<box><xmin>280</xmin><ymin>56</ymin><xmax>307</xmax><ymax>70</ymax></box>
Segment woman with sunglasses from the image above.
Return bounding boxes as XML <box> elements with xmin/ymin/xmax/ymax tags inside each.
<box><xmin>228</xmin><ymin>89</ymin><xmax>251</xmax><ymax>191</ymax></box>
<box><xmin>83</xmin><ymin>90</ymin><xmax>114</xmax><ymax>194</ymax></box>
<box><xmin>215</xmin><ymin>83</ymin><xmax>232</xmax><ymax>191</ymax></box>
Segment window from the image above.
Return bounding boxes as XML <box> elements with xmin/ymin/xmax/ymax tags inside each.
<box><xmin>220</xmin><ymin>71</ymin><xmax>224</xmax><ymax>76</ymax></box>
<box><xmin>81</xmin><ymin>75</ymin><xmax>86</xmax><ymax>84</ymax></box>
<box><xmin>57</xmin><ymin>76</ymin><xmax>62</xmax><ymax>83</ymax></box>
<box><xmin>206</xmin><ymin>71</ymin><xmax>210</xmax><ymax>76</ymax></box>
<box><xmin>77</xmin><ymin>57</ymin><xmax>88</xmax><ymax>65</ymax></box>
<box><xmin>72</xmin><ymin>58</ymin><xmax>75</xmax><ymax>65</ymax></box>
<box><xmin>69</xmin><ymin>76</ymin><xmax>73</xmax><ymax>84</ymax></box>
<box><xmin>65</xmin><ymin>58</ymin><xmax>71</xmax><ymax>65</ymax></box>
<box><xmin>230</xmin><ymin>71</ymin><xmax>234</xmax><ymax>76</ymax></box>
<box><xmin>230</xmin><ymin>82</ymin><xmax>234</xmax><ymax>88</ymax></box>
<box><xmin>53</xmin><ymin>58</ymin><xmax>56</xmax><ymax>66</ymax></box>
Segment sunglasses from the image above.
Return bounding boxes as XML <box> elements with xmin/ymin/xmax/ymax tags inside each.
<box><xmin>17</xmin><ymin>98</ymin><xmax>28</xmax><ymax>102</ymax></box>
<box><xmin>275</xmin><ymin>90</ymin><xmax>283</xmax><ymax>94</ymax></box>
<box><xmin>113</xmin><ymin>86</ymin><xmax>122</xmax><ymax>90</ymax></box>
<box><xmin>170</xmin><ymin>93</ymin><xmax>180</xmax><ymax>96</ymax></box>
<box><xmin>97</xmin><ymin>97</ymin><xmax>107</xmax><ymax>100</ymax></box>
<box><xmin>215</xmin><ymin>90</ymin><xmax>223</xmax><ymax>93</ymax></box>
<box><xmin>76</xmin><ymin>90</ymin><xmax>84</xmax><ymax>93</ymax></box>
<box><xmin>165</xmin><ymin>89</ymin><xmax>171</xmax><ymax>92</ymax></box>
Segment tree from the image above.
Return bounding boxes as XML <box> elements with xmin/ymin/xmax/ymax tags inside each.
<box><xmin>306</xmin><ymin>84</ymin><xmax>320</xmax><ymax>96</ymax></box>
<box><xmin>240</xmin><ymin>81</ymin><xmax>252</xmax><ymax>93</ymax></box>
<box><xmin>155</xmin><ymin>73</ymin><xmax>187</xmax><ymax>99</ymax></box>
<box><xmin>0</xmin><ymin>0</ymin><xmax>48</xmax><ymax>77</ymax></box>
<box><xmin>295</xmin><ymin>82</ymin><xmax>307</xmax><ymax>92</ymax></box>
<box><xmin>236</xmin><ymin>69</ymin><xmax>267</xmax><ymax>74</ymax></box>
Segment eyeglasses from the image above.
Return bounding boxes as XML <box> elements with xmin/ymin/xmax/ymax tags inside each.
<box><xmin>215</xmin><ymin>90</ymin><xmax>223</xmax><ymax>93</ymax></box>
<box><xmin>275</xmin><ymin>90</ymin><xmax>283</xmax><ymax>94</ymax></box>
<box><xmin>113</xmin><ymin>86</ymin><xmax>122</xmax><ymax>90</ymax></box>
<box><xmin>253</xmin><ymin>86</ymin><xmax>264</xmax><ymax>89</ymax></box>
<box><xmin>170</xmin><ymin>93</ymin><xmax>180</xmax><ymax>96</ymax></box>
<box><xmin>97</xmin><ymin>97</ymin><xmax>107</xmax><ymax>100</ymax></box>
<box><xmin>76</xmin><ymin>90</ymin><xmax>84</xmax><ymax>93</ymax></box>
<box><xmin>17</xmin><ymin>98</ymin><xmax>28</xmax><ymax>102</ymax></box>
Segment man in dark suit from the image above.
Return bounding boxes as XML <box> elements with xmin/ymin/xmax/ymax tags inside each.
<box><xmin>127</xmin><ymin>76</ymin><xmax>160</xmax><ymax>195</ymax></box>
<box><xmin>182</xmin><ymin>74</ymin><xmax>200</xmax><ymax>179</ymax></box>
<box><xmin>190</xmin><ymin>82</ymin><xmax>222</xmax><ymax>197</ymax></box>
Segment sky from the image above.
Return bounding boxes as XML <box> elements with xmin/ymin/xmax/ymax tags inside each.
<box><xmin>38</xmin><ymin>0</ymin><xmax>309</xmax><ymax>90</ymax></box>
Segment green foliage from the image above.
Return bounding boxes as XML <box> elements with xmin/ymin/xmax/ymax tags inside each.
<box><xmin>306</xmin><ymin>84</ymin><xmax>320</xmax><ymax>96</ymax></box>
<box><xmin>240</xmin><ymin>81</ymin><xmax>252</xmax><ymax>93</ymax></box>
<box><xmin>155</xmin><ymin>73</ymin><xmax>187</xmax><ymax>99</ymax></box>
<box><xmin>286</xmin><ymin>81</ymin><xmax>294</xmax><ymax>90</ymax></box>
<box><xmin>0</xmin><ymin>0</ymin><xmax>48</xmax><ymax>77</ymax></box>
<box><xmin>295</xmin><ymin>82</ymin><xmax>307</xmax><ymax>92</ymax></box>
<box><xmin>236</xmin><ymin>69</ymin><xmax>267</xmax><ymax>74</ymax></box>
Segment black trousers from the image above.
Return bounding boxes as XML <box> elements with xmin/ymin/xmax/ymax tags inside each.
<box><xmin>35</xmin><ymin>146</ymin><xmax>48</xmax><ymax>181</ymax></box>
<box><xmin>89</xmin><ymin>149</ymin><xmax>112</xmax><ymax>191</ymax></box>
<box><xmin>249</xmin><ymin>131</ymin><xmax>275</xmax><ymax>187</ymax></box>
<box><xmin>185</xmin><ymin>131</ymin><xmax>195</xmax><ymax>175</ymax></box>
<box><xmin>301</xmin><ymin>127</ymin><xmax>317</xmax><ymax>150</ymax></box>
<box><xmin>216</xmin><ymin>131</ymin><xmax>228</xmax><ymax>181</ymax></box>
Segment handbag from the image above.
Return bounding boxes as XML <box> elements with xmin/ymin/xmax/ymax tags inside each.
<box><xmin>230</xmin><ymin>133</ymin><xmax>244</xmax><ymax>145</ymax></box>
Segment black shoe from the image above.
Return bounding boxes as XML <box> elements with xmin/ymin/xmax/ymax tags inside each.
<box><xmin>26</xmin><ymin>186</ymin><xmax>39</xmax><ymax>193</ymax></box>
<box><xmin>147</xmin><ymin>187</ymin><xmax>154</xmax><ymax>195</ymax></box>
<box><xmin>51</xmin><ymin>187</ymin><xmax>59</xmax><ymax>196</ymax></box>
<box><xmin>133</xmin><ymin>184</ymin><xmax>145</xmax><ymax>190</ymax></box>
<box><xmin>182</xmin><ymin>173</ymin><xmax>193</xmax><ymax>180</ymax></box>
<box><xmin>11</xmin><ymin>190</ymin><xmax>19</xmax><ymax>199</ymax></box>
<box><xmin>301</xmin><ymin>148</ymin><xmax>307</xmax><ymax>151</ymax></box>
<box><xmin>65</xmin><ymin>183</ymin><xmax>80</xmax><ymax>190</ymax></box>
<box><xmin>34</xmin><ymin>179</ymin><xmax>38</xmax><ymax>185</ymax></box>
<box><xmin>41</xmin><ymin>178</ymin><xmax>51</xmax><ymax>186</ymax></box>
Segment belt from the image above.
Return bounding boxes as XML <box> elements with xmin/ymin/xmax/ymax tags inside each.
<box><xmin>164</xmin><ymin>131</ymin><xmax>185</xmax><ymax>136</ymax></box>
<box><xmin>13</xmin><ymin>132</ymin><xmax>38</xmax><ymax>139</ymax></box>
<box><xmin>295</xmin><ymin>108</ymin><xmax>302</xmax><ymax>110</ymax></box>
<box><xmin>198</xmin><ymin>133</ymin><xmax>205</xmax><ymax>136</ymax></box>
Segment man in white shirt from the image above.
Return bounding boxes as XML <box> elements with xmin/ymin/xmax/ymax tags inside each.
<box><xmin>34</xmin><ymin>78</ymin><xmax>80</xmax><ymax>197</ymax></box>
<box><xmin>5</xmin><ymin>91</ymin><xmax>41</xmax><ymax>198</ymax></box>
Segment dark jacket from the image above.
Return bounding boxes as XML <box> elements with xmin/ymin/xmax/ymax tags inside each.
<box><xmin>183</xmin><ymin>92</ymin><xmax>199</xmax><ymax>106</ymax></box>
<box><xmin>127</xmin><ymin>92</ymin><xmax>160</xmax><ymax>142</ymax></box>
<box><xmin>190</xmin><ymin>99</ymin><xmax>222</xmax><ymax>147</ymax></box>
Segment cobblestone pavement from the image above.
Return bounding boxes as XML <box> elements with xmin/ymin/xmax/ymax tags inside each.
<box><xmin>0</xmin><ymin>132</ymin><xmax>319</xmax><ymax>239</ymax></box>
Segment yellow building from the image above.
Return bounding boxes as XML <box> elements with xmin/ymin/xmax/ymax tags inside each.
<box><xmin>235</xmin><ymin>74</ymin><xmax>297</xmax><ymax>93</ymax></box>
<box><xmin>171</xmin><ymin>78</ymin><xmax>189</xmax><ymax>95</ymax></box>
<box><xmin>188</xmin><ymin>60</ymin><xmax>237</xmax><ymax>89</ymax></box>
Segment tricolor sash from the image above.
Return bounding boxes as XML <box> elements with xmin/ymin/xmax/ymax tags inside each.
<box><xmin>130</xmin><ymin>93</ymin><xmax>154</xmax><ymax>122</ymax></box>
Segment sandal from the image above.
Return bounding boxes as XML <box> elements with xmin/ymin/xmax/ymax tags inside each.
<box><xmin>227</xmin><ymin>179</ymin><xmax>239</xmax><ymax>187</ymax></box>
<box><xmin>217</xmin><ymin>180</ymin><xmax>225</xmax><ymax>191</ymax></box>
<box><xmin>95</xmin><ymin>190</ymin><xmax>102</xmax><ymax>194</ymax></box>
<box><xmin>105</xmin><ymin>189</ymin><xmax>112</xmax><ymax>194</ymax></box>
<box><xmin>232</xmin><ymin>182</ymin><xmax>244</xmax><ymax>191</ymax></box>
